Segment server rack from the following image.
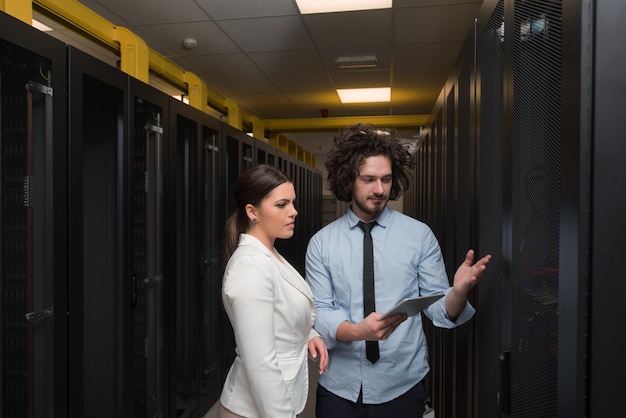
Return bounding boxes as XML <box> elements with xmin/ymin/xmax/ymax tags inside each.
<box><xmin>169</xmin><ymin>97</ymin><xmax>225</xmax><ymax>416</ymax></box>
<box><xmin>66</xmin><ymin>45</ymin><xmax>130</xmax><ymax>417</ymax></box>
<box><xmin>0</xmin><ymin>9</ymin><xmax>322</xmax><ymax>418</ymax></box>
<box><xmin>169</xmin><ymin>105</ymin><xmax>200</xmax><ymax>417</ymax></box>
<box><xmin>404</xmin><ymin>0</ymin><xmax>626</xmax><ymax>416</ymax></box>
<box><xmin>126</xmin><ymin>78</ymin><xmax>173</xmax><ymax>418</ymax></box>
<box><xmin>197</xmin><ymin>111</ymin><xmax>227</xmax><ymax>415</ymax></box>
<box><xmin>222</xmin><ymin>124</ymin><xmax>254</xmax><ymax>218</ymax></box>
<box><xmin>0</xmin><ymin>12</ymin><xmax>68</xmax><ymax>418</ymax></box>
<box><xmin>581</xmin><ymin>1</ymin><xmax>625</xmax><ymax>416</ymax></box>
<box><xmin>254</xmin><ymin>138</ymin><xmax>278</xmax><ymax>167</ymax></box>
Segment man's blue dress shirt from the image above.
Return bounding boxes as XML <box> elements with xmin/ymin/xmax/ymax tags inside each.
<box><xmin>305</xmin><ymin>206</ymin><xmax>475</xmax><ymax>404</ymax></box>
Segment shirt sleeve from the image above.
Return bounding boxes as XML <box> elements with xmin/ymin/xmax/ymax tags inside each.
<box><xmin>305</xmin><ymin>233</ymin><xmax>347</xmax><ymax>350</ymax></box>
<box><xmin>308</xmin><ymin>328</ymin><xmax>321</xmax><ymax>341</ymax></box>
<box><xmin>222</xmin><ymin>252</ymin><xmax>295</xmax><ymax>418</ymax></box>
<box><xmin>418</xmin><ymin>227</ymin><xmax>476</xmax><ymax>328</ymax></box>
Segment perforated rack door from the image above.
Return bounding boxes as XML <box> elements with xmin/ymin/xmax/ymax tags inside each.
<box><xmin>1</xmin><ymin>38</ymin><xmax>55</xmax><ymax>418</ymax></box>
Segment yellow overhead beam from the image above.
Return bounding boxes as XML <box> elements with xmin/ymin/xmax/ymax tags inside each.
<box><xmin>224</xmin><ymin>98</ymin><xmax>243</xmax><ymax>131</ymax></box>
<box><xmin>25</xmin><ymin>0</ymin><xmax>420</xmax><ymax>168</ymax></box>
<box><xmin>248</xmin><ymin>115</ymin><xmax>265</xmax><ymax>141</ymax></box>
<box><xmin>148</xmin><ymin>49</ymin><xmax>225</xmax><ymax>113</ymax></box>
<box><xmin>263</xmin><ymin>115</ymin><xmax>430</xmax><ymax>132</ymax></box>
<box><xmin>1</xmin><ymin>0</ymin><xmax>32</xmax><ymax>23</ymax></box>
<box><xmin>33</xmin><ymin>0</ymin><xmax>119</xmax><ymax>49</ymax></box>
<box><xmin>182</xmin><ymin>71</ymin><xmax>208</xmax><ymax>113</ymax></box>
<box><xmin>114</xmin><ymin>26</ymin><xmax>149</xmax><ymax>83</ymax></box>
<box><xmin>277</xmin><ymin>134</ymin><xmax>290</xmax><ymax>154</ymax></box>
<box><xmin>32</xmin><ymin>0</ymin><xmax>226</xmax><ymax>112</ymax></box>
<box><xmin>147</xmin><ymin>49</ymin><xmax>190</xmax><ymax>92</ymax></box>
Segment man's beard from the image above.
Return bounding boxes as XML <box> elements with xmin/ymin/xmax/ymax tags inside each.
<box><xmin>353</xmin><ymin>195</ymin><xmax>387</xmax><ymax>218</ymax></box>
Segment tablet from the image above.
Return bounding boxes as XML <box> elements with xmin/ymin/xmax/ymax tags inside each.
<box><xmin>380</xmin><ymin>294</ymin><xmax>445</xmax><ymax>319</ymax></box>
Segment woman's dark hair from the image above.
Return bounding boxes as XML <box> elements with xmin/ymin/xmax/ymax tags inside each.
<box><xmin>223</xmin><ymin>164</ymin><xmax>291</xmax><ymax>264</ymax></box>
<box><xmin>325</xmin><ymin>123</ymin><xmax>414</xmax><ymax>202</ymax></box>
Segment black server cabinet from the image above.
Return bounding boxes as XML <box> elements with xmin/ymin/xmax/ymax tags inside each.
<box><xmin>476</xmin><ymin>2</ymin><xmax>506</xmax><ymax>417</ymax></box>
<box><xmin>66</xmin><ymin>46</ymin><xmax>130</xmax><ymax>417</ymax></box>
<box><xmin>254</xmin><ymin>138</ymin><xmax>277</xmax><ymax>167</ymax></box>
<box><xmin>277</xmin><ymin>153</ymin><xmax>289</xmax><ymax>175</ymax></box>
<box><xmin>222</xmin><ymin>124</ymin><xmax>254</xmax><ymax>217</ymax></box>
<box><xmin>275</xmin><ymin>155</ymin><xmax>300</xmax><ymax>270</ymax></box>
<box><xmin>418</xmin><ymin>83</ymin><xmax>476</xmax><ymax>417</ymax></box>
<box><xmin>477</xmin><ymin>0</ymin><xmax>563</xmax><ymax>415</ymax></box>
<box><xmin>219</xmin><ymin>123</ymin><xmax>253</xmax><ymax>384</ymax></box>
<box><xmin>586</xmin><ymin>0</ymin><xmax>626</xmax><ymax>416</ymax></box>
<box><xmin>0</xmin><ymin>12</ymin><xmax>68</xmax><ymax>418</ymax></box>
<box><xmin>170</xmin><ymin>101</ymin><xmax>200</xmax><ymax>418</ymax></box>
<box><xmin>128</xmin><ymin>78</ymin><xmax>172</xmax><ymax>418</ymax></box>
<box><xmin>474</xmin><ymin>0</ymin><xmax>588</xmax><ymax>416</ymax></box>
<box><xmin>276</xmin><ymin>159</ymin><xmax>323</xmax><ymax>276</ymax></box>
<box><xmin>301</xmin><ymin>165</ymin><xmax>323</xmax><ymax>272</ymax></box>
<box><xmin>169</xmin><ymin>98</ymin><xmax>224</xmax><ymax>417</ymax></box>
<box><xmin>198</xmin><ymin>111</ymin><xmax>227</xmax><ymax>412</ymax></box>
<box><xmin>508</xmin><ymin>2</ymin><xmax>561</xmax><ymax>415</ymax></box>
<box><xmin>475</xmin><ymin>0</ymin><xmax>564</xmax><ymax>415</ymax></box>
<box><xmin>405</xmin><ymin>0</ymin><xmax>580</xmax><ymax>415</ymax></box>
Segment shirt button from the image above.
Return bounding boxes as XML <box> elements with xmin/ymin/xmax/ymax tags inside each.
<box><xmin>362</xmin><ymin>360</ymin><xmax>367</xmax><ymax>365</ymax></box>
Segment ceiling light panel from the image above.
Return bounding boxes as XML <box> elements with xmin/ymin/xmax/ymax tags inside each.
<box><xmin>32</xmin><ymin>19</ymin><xmax>53</xmax><ymax>32</ymax></box>
<box><xmin>337</xmin><ymin>87</ymin><xmax>391</xmax><ymax>103</ymax></box>
<box><xmin>296</xmin><ymin>0</ymin><xmax>392</xmax><ymax>14</ymax></box>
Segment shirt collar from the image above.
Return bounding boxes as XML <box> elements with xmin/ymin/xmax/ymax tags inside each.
<box><xmin>347</xmin><ymin>205</ymin><xmax>391</xmax><ymax>229</ymax></box>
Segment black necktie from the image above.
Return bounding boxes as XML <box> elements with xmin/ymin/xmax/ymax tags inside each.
<box><xmin>358</xmin><ymin>221</ymin><xmax>379</xmax><ymax>364</ymax></box>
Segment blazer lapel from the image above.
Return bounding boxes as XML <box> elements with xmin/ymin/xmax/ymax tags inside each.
<box><xmin>273</xmin><ymin>254</ymin><xmax>313</xmax><ymax>301</ymax></box>
<box><xmin>238</xmin><ymin>234</ymin><xmax>314</xmax><ymax>303</ymax></box>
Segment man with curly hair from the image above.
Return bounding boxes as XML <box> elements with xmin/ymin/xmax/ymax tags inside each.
<box><xmin>305</xmin><ymin>123</ymin><xmax>491</xmax><ymax>417</ymax></box>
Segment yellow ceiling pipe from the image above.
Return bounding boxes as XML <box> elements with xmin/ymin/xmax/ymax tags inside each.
<box><xmin>148</xmin><ymin>49</ymin><xmax>190</xmax><ymax>93</ymax></box>
<box><xmin>33</xmin><ymin>0</ymin><xmax>144</xmax><ymax>83</ymax></box>
<box><xmin>264</xmin><ymin>115</ymin><xmax>430</xmax><ymax>132</ymax></box>
<box><xmin>224</xmin><ymin>98</ymin><xmax>243</xmax><ymax>131</ymax></box>
<box><xmin>33</xmin><ymin>0</ymin><xmax>225</xmax><ymax>113</ymax></box>
<box><xmin>296</xmin><ymin>145</ymin><xmax>305</xmax><ymax>161</ymax></box>
<box><xmin>1</xmin><ymin>0</ymin><xmax>32</xmax><ymax>23</ymax></box>
<box><xmin>34</xmin><ymin>0</ymin><xmax>120</xmax><ymax>50</ymax></box>
<box><xmin>248</xmin><ymin>115</ymin><xmax>265</xmax><ymax>141</ymax></box>
<box><xmin>148</xmin><ymin>49</ymin><xmax>225</xmax><ymax>114</ymax></box>
<box><xmin>28</xmin><ymin>0</ymin><xmax>378</xmax><ymax>168</ymax></box>
<box><xmin>182</xmin><ymin>71</ymin><xmax>208</xmax><ymax>113</ymax></box>
<box><xmin>277</xmin><ymin>134</ymin><xmax>290</xmax><ymax>154</ymax></box>
<box><xmin>114</xmin><ymin>26</ymin><xmax>149</xmax><ymax>83</ymax></box>
<box><xmin>268</xmin><ymin>133</ymin><xmax>279</xmax><ymax>149</ymax></box>
<box><xmin>287</xmin><ymin>139</ymin><xmax>298</xmax><ymax>157</ymax></box>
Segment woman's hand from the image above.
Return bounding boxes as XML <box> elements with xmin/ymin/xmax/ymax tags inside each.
<box><xmin>308</xmin><ymin>336</ymin><xmax>329</xmax><ymax>375</ymax></box>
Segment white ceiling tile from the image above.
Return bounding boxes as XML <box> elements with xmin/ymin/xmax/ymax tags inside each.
<box><xmin>303</xmin><ymin>9</ymin><xmax>392</xmax><ymax>48</ymax></box>
<box><xmin>248</xmin><ymin>50</ymin><xmax>323</xmax><ymax>75</ymax></box>
<box><xmin>40</xmin><ymin>0</ymin><xmax>488</xmax><ymax>153</ymax></box>
<box><xmin>79</xmin><ymin>0</ymin><xmax>210</xmax><ymax>25</ymax></box>
<box><xmin>195</xmin><ymin>0</ymin><xmax>299</xmax><ymax>19</ymax></box>
<box><xmin>217</xmin><ymin>16</ymin><xmax>313</xmax><ymax>52</ymax></box>
<box><xmin>136</xmin><ymin>21</ymin><xmax>240</xmax><ymax>56</ymax></box>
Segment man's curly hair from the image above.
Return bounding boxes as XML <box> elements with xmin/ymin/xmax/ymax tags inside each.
<box><xmin>325</xmin><ymin>123</ymin><xmax>415</xmax><ymax>202</ymax></box>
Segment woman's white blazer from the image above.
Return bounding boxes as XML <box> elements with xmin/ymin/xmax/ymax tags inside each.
<box><xmin>220</xmin><ymin>234</ymin><xmax>319</xmax><ymax>418</ymax></box>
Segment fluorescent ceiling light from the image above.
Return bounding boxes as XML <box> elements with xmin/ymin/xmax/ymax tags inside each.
<box><xmin>337</xmin><ymin>87</ymin><xmax>391</xmax><ymax>103</ymax></box>
<box><xmin>32</xmin><ymin>19</ymin><xmax>53</xmax><ymax>32</ymax></box>
<box><xmin>336</xmin><ymin>56</ymin><xmax>378</xmax><ymax>69</ymax></box>
<box><xmin>296</xmin><ymin>0</ymin><xmax>392</xmax><ymax>14</ymax></box>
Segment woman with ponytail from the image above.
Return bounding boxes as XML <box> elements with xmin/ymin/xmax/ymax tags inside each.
<box><xmin>219</xmin><ymin>164</ymin><xmax>328</xmax><ymax>418</ymax></box>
